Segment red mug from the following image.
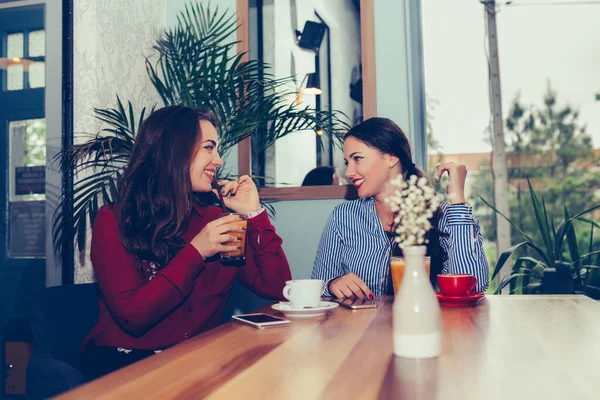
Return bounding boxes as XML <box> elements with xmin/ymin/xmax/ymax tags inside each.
<box><xmin>437</xmin><ymin>274</ymin><xmax>478</xmax><ymax>297</ymax></box>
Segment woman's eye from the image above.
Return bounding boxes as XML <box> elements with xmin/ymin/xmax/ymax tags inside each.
<box><xmin>204</xmin><ymin>146</ymin><xmax>214</xmax><ymax>151</ymax></box>
<box><xmin>353</xmin><ymin>156</ymin><xmax>362</xmax><ymax>162</ymax></box>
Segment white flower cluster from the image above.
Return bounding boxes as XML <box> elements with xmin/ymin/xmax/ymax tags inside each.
<box><xmin>385</xmin><ymin>174</ymin><xmax>441</xmax><ymax>248</ymax></box>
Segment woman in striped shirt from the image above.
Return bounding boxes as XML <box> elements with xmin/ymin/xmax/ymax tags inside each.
<box><xmin>312</xmin><ymin>118</ymin><xmax>489</xmax><ymax>298</ymax></box>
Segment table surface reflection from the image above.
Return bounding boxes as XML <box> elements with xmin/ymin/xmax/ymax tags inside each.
<box><xmin>56</xmin><ymin>295</ymin><xmax>600</xmax><ymax>399</ymax></box>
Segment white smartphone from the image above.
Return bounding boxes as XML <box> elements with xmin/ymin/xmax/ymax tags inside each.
<box><xmin>231</xmin><ymin>313</ymin><xmax>291</xmax><ymax>329</ymax></box>
<box><xmin>333</xmin><ymin>297</ymin><xmax>378</xmax><ymax>310</ymax></box>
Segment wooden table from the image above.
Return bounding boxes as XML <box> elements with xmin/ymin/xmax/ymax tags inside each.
<box><xmin>56</xmin><ymin>295</ymin><xmax>600</xmax><ymax>399</ymax></box>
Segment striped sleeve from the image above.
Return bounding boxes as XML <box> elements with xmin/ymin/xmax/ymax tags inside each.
<box><xmin>438</xmin><ymin>203</ymin><xmax>490</xmax><ymax>292</ymax></box>
<box><xmin>312</xmin><ymin>208</ymin><xmax>345</xmax><ymax>296</ymax></box>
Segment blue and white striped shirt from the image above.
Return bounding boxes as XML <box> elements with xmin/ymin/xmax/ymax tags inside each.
<box><xmin>311</xmin><ymin>198</ymin><xmax>489</xmax><ymax>296</ymax></box>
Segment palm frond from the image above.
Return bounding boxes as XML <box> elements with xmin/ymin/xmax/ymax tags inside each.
<box><xmin>53</xmin><ymin>99</ymin><xmax>148</xmax><ymax>257</ymax></box>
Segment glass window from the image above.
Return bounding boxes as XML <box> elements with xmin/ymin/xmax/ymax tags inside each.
<box><xmin>7</xmin><ymin>33</ymin><xmax>25</xmax><ymax>90</ymax></box>
<box><xmin>7</xmin><ymin>32</ymin><xmax>24</xmax><ymax>58</ymax></box>
<box><xmin>9</xmin><ymin>119</ymin><xmax>46</xmax><ymax>202</ymax></box>
<box><xmin>422</xmin><ymin>1</ymin><xmax>600</xmax><ymax>293</ymax></box>
<box><xmin>28</xmin><ymin>30</ymin><xmax>45</xmax><ymax>57</ymax></box>
<box><xmin>28</xmin><ymin>61</ymin><xmax>45</xmax><ymax>88</ymax></box>
<box><xmin>7</xmin><ymin>64</ymin><xmax>24</xmax><ymax>90</ymax></box>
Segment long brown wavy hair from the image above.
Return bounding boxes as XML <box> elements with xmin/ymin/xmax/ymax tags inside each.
<box><xmin>344</xmin><ymin>117</ymin><xmax>449</xmax><ymax>290</ymax></box>
<box><xmin>117</xmin><ymin>105</ymin><xmax>217</xmax><ymax>268</ymax></box>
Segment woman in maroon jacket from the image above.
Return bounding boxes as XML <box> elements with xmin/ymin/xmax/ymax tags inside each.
<box><xmin>80</xmin><ymin>106</ymin><xmax>291</xmax><ymax>380</ymax></box>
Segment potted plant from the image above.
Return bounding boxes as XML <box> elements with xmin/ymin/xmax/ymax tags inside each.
<box><xmin>53</xmin><ymin>2</ymin><xmax>348</xmax><ymax>257</ymax></box>
<box><xmin>481</xmin><ymin>180</ymin><xmax>600</xmax><ymax>298</ymax></box>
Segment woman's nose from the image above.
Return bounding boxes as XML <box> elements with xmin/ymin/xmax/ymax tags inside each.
<box><xmin>214</xmin><ymin>152</ymin><xmax>223</xmax><ymax>167</ymax></box>
<box><xmin>345</xmin><ymin>164</ymin><xmax>354</xmax><ymax>179</ymax></box>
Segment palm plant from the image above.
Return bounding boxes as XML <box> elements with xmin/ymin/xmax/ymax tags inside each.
<box><xmin>481</xmin><ymin>180</ymin><xmax>600</xmax><ymax>298</ymax></box>
<box><xmin>53</xmin><ymin>2</ymin><xmax>349</xmax><ymax>257</ymax></box>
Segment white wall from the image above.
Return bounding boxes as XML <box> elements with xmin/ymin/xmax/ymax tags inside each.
<box><xmin>270</xmin><ymin>198</ymin><xmax>343</xmax><ymax>278</ymax></box>
<box><xmin>72</xmin><ymin>0</ymin><xmax>167</xmax><ymax>282</ymax></box>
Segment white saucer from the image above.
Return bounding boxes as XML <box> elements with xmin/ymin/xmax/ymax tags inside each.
<box><xmin>271</xmin><ymin>301</ymin><xmax>339</xmax><ymax>318</ymax></box>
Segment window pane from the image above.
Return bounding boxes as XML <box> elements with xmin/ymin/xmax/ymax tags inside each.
<box><xmin>28</xmin><ymin>30</ymin><xmax>45</xmax><ymax>57</ymax></box>
<box><xmin>9</xmin><ymin>119</ymin><xmax>46</xmax><ymax>202</ymax></box>
<box><xmin>28</xmin><ymin>61</ymin><xmax>45</xmax><ymax>88</ymax></box>
<box><xmin>7</xmin><ymin>33</ymin><xmax>24</xmax><ymax>58</ymax></box>
<box><xmin>7</xmin><ymin>64</ymin><xmax>24</xmax><ymax>90</ymax></box>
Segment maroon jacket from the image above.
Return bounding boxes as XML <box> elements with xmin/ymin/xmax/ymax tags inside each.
<box><xmin>81</xmin><ymin>202</ymin><xmax>291</xmax><ymax>352</ymax></box>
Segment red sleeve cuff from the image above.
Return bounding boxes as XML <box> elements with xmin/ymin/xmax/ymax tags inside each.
<box><xmin>247</xmin><ymin>208</ymin><xmax>272</xmax><ymax>230</ymax></box>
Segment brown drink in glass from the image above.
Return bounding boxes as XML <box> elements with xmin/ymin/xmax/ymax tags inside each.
<box><xmin>217</xmin><ymin>213</ymin><xmax>247</xmax><ymax>266</ymax></box>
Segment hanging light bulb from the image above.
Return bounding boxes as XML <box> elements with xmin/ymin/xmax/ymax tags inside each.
<box><xmin>303</xmin><ymin>73</ymin><xmax>322</xmax><ymax>95</ymax></box>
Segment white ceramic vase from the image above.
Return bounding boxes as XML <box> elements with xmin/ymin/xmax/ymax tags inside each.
<box><xmin>392</xmin><ymin>245</ymin><xmax>441</xmax><ymax>359</ymax></box>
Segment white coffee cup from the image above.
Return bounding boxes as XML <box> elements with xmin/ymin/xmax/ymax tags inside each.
<box><xmin>282</xmin><ymin>279</ymin><xmax>323</xmax><ymax>309</ymax></box>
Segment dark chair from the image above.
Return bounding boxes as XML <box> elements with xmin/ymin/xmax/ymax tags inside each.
<box><xmin>26</xmin><ymin>283</ymin><xmax>99</xmax><ymax>399</ymax></box>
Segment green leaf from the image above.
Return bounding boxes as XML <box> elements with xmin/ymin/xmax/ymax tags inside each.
<box><xmin>554</xmin><ymin>205</ymin><xmax>600</xmax><ymax>260</ymax></box>
<box><xmin>578</xmin><ymin>285</ymin><xmax>600</xmax><ymax>300</ymax></box>
<box><xmin>510</xmin><ymin>257</ymin><xmax>524</xmax><ymax>293</ymax></box>
<box><xmin>491</xmin><ymin>240</ymin><xmax>551</xmax><ymax>281</ymax></box>
<box><xmin>89</xmin><ymin>194</ymin><xmax>99</xmax><ymax>226</ymax></box>
<box><xmin>570</xmin><ymin>203</ymin><xmax>600</xmax><ymax>221</ymax></box>
<box><xmin>587</xmin><ymin>224</ymin><xmax>594</xmax><ymax>270</ymax></box>
<box><xmin>523</xmin><ymin>282</ymin><xmax>542</xmax><ymax>294</ymax></box>
<box><xmin>564</xmin><ymin>206</ymin><xmax>582</xmax><ymax>285</ymax></box>
<box><xmin>492</xmin><ymin>241</ymin><xmax>527</xmax><ymax>280</ymax></box>
<box><xmin>76</xmin><ymin>208</ymin><xmax>87</xmax><ymax>253</ymax></box>
<box><xmin>579</xmin><ymin>250</ymin><xmax>600</xmax><ymax>261</ymax></box>
<box><xmin>495</xmin><ymin>273</ymin><xmax>534</xmax><ymax>294</ymax></box>
<box><xmin>479</xmin><ymin>195</ymin><xmax>535</xmax><ymax>244</ymax></box>
<box><xmin>576</xmin><ymin>216</ymin><xmax>600</xmax><ymax>230</ymax></box>
<box><xmin>108</xmin><ymin>177</ymin><xmax>119</xmax><ymax>203</ymax></box>
<box><xmin>528</xmin><ymin>179</ymin><xmax>554</xmax><ymax>258</ymax></box>
<box><xmin>495</xmin><ymin>275</ymin><xmax>515</xmax><ymax>294</ymax></box>
<box><xmin>514</xmin><ymin>257</ymin><xmax>544</xmax><ymax>278</ymax></box>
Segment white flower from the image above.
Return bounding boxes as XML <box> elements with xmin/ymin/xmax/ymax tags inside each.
<box><xmin>386</xmin><ymin>174</ymin><xmax>441</xmax><ymax>248</ymax></box>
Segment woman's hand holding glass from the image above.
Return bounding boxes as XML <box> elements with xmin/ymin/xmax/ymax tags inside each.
<box><xmin>191</xmin><ymin>215</ymin><xmax>246</xmax><ymax>259</ymax></box>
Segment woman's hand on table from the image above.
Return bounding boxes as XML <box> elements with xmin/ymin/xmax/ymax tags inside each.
<box><xmin>329</xmin><ymin>273</ymin><xmax>374</xmax><ymax>300</ymax></box>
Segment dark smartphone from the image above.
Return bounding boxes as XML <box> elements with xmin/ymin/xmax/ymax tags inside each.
<box><xmin>232</xmin><ymin>313</ymin><xmax>291</xmax><ymax>328</ymax></box>
<box><xmin>333</xmin><ymin>297</ymin><xmax>378</xmax><ymax>310</ymax></box>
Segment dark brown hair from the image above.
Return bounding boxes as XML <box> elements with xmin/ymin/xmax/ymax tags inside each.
<box><xmin>301</xmin><ymin>166</ymin><xmax>337</xmax><ymax>186</ymax></box>
<box><xmin>117</xmin><ymin>105</ymin><xmax>217</xmax><ymax>268</ymax></box>
<box><xmin>344</xmin><ymin>117</ymin><xmax>448</xmax><ymax>289</ymax></box>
